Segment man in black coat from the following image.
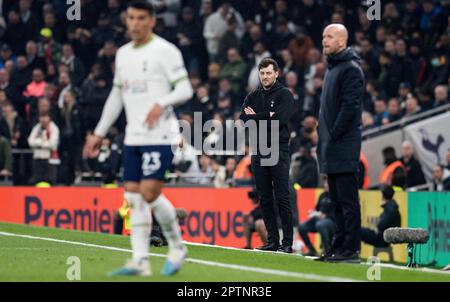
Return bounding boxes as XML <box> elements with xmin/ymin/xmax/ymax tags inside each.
<box><xmin>360</xmin><ymin>185</ymin><xmax>401</xmax><ymax>248</ymax></box>
<box><xmin>240</xmin><ymin>58</ymin><xmax>296</xmax><ymax>253</ymax></box>
<box><xmin>401</xmin><ymin>141</ymin><xmax>426</xmax><ymax>189</ymax></box>
<box><xmin>317</xmin><ymin>24</ymin><xmax>364</xmax><ymax>263</ymax></box>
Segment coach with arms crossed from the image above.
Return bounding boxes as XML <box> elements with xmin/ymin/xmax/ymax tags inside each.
<box><xmin>317</xmin><ymin>24</ymin><xmax>364</xmax><ymax>263</ymax></box>
<box><xmin>240</xmin><ymin>58</ymin><xmax>296</xmax><ymax>253</ymax></box>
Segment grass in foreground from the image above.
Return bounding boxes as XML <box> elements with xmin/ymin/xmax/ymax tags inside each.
<box><xmin>0</xmin><ymin>222</ymin><xmax>449</xmax><ymax>282</ymax></box>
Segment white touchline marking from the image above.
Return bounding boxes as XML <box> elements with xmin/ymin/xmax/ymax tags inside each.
<box><xmin>0</xmin><ymin>231</ymin><xmax>358</xmax><ymax>282</ymax></box>
<box><xmin>185</xmin><ymin>242</ymin><xmax>450</xmax><ymax>276</ymax></box>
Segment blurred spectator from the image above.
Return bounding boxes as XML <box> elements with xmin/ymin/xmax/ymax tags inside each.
<box><xmin>23</xmin><ymin>68</ymin><xmax>46</xmax><ymax>99</ymax></box>
<box><xmin>96</xmin><ymin>41</ymin><xmax>117</xmax><ymax>81</ymax></box>
<box><xmin>362</xmin><ymin>111</ymin><xmax>376</xmax><ymax>131</ymax></box>
<box><xmin>430</xmin><ymin>164</ymin><xmax>450</xmax><ymax>191</ymax></box>
<box><xmin>150</xmin><ymin>0</ymin><xmax>181</xmax><ymax>28</ymax></box>
<box><xmin>417</xmin><ymin>88</ymin><xmax>434</xmax><ymax>112</ymax></box>
<box><xmin>219</xmin><ymin>48</ymin><xmax>247</xmax><ymax>96</ymax></box>
<box><xmin>191</xmin><ymin>85</ymin><xmax>215</xmax><ymax>121</ymax></box>
<box><xmin>380</xmin><ymin>146</ymin><xmax>406</xmax><ymax>190</ymax></box>
<box><xmin>80</xmin><ymin>73</ymin><xmax>111</xmax><ymax>131</ymax></box>
<box><xmin>0</xmin><ymin>44</ymin><xmax>16</xmax><ymax>69</ymax></box>
<box><xmin>37</xmin><ymin>27</ymin><xmax>62</xmax><ymax>66</ymax></box>
<box><xmin>27</xmin><ymin>113</ymin><xmax>59</xmax><ymax>185</ymax></box>
<box><xmin>298</xmin><ymin>177</ymin><xmax>334</xmax><ymax>256</ymax></box>
<box><xmin>60</xmin><ymin>43</ymin><xmax>86</xmax><ymax>87</ymax></box>
<box><xmin>382</xmin><ymin>98</ymin><xmax>402</xmax><ymax>125</ymax></box>
<box><xmin>197</xmin><ymin>154</ymin><xmax>214</xmax><ymax>185</ymax></box>
<box><xmin>203</xmin><ymin>2</ymin><xmax>244</xmax><ymax>62</ymax></box>
<box><xmin>233</xmin><ymin>145</ymin><xmax>252</xmax><ymax>180</ymax></box>
<box><xmin>11</xmin><ymin>55</ymin><xmax>32</xmax><ymax>93</ymax></box>
<box><xmin>269</xmin><ymin>17</ymin><xmax>294</xmax><ymax>58</ymax></box>
<box><xmin>0</xmin><ymin>101</ymin><xmax>27</xmax><ymax>148</ymax></box>
<box><xmin>58</xmin><ymin>90</ymin><xmax>84</xmax><ymax>185</ymax></box>
<box><xmin>400</xmin><ymin>141</ymin><xmax>426</xmax><ymax>189</ymax></box>
<box><xmin>422</xmin><ymin>52</ymin><xmax>450</xmax><ymax>93</ymax></box>
<box><xmin>42</xmin><ymin>9</ymin><xmax>64</xmax><ymax>43</ymax></box>
<box><xmin>433</xmin><ymin>84</ymin><xmax>449</xmax><ymax>108</ymax></box>
<box><xmin>218</xmin><ymin>78</ymin><xmax>239</xmax><ymax>110</ymax></box>
<box><xmin>247</xmin><ymin>41</ymin><xmax>271</xmax><ymax>91</ymax></box>
<box><xmin>217</xmin><ymin>15</ymin><xmax>240</xmax><ymax>65</ymax></box>
<box><xmin>404</xmin><ymin>96</ymin><xmax>421</xmax><ymax>117</ymax></box>
<box><xmin>288</xmin><ymin>31</ymin><xmax>314</xmax><ymax>70</ymax></box>
<box><xmin>55</xmin><ymin>71</ymin><xmax>72</xmax><ymax>109</ymax></box>
<box><xmin>172</xmin><ymin>137</ymin><xmax>201</xmax><ymax>183</ymax></box>
<box><xmin>296</xmin><ymin>0</ymin><xmax>325</xmax><ymax>45</ymax></box>
<box><xmin>207</xmin><ymin>63</ymin><xmax>220</xmax><ymax>97</ymax></box>
<box><xmin>212</xmin><ymin>157</ymin><xmax>232</xmax><ymax>188</ymax></box>
<box><xmin>373</xmin><ymin>99</ymin><xmax>388</xmax><ymax>126</ymax></box>
<box><xmin>397</xmin><ymin>81</ymin><xmax>413</xmax><ymax>107</ymax></box>
<box><xmin>377</xmin><ymin>51</ymin><xmax>397</xmax><ymax>98</ymax></box>
<box><xmin>19</xmin><ymin>0</ymin><xmax>39</xmax><ymax>44</ymax></box>
<box><xmin>0</xmin><ymin>68</ymin><xmax>20</xmax><ymax>111</ymax></box>
<box><xmin>91</xmin><ymin>13</ymin><xmax>115</xmax><ymax>52</ymax></box>
<box><xmin>3</xmin><ymin>10</ymin><xmax>26</xmax><ymax>54</ymax></box>
<box><xmin>360</xmin><ymin>185</ymin><xmax>401</xmax><ymax>248</ymax></box>
<box><xmin>243</xmin><ymin>190</ymin><xmax>267</xmax><ymax>249</ymax></box>
<box><xmin>290</xmin><ymin>143</ymin><xmax>319</xmax><ymax>189</ymax></box>
<box><xmin>176</xmin><ymin>7</ymin><xmax>206</xmax><ymax>75</ymax></box>
<box><xmin>0</xmin><ymin>135</ymin><xmax>12</xmax><ymax>177</ymax></box>
<box><xmin>240</xmin><ymin>23</ymin><xmax>264</xmax><ymax>61</ymax></box>
<box><xmin>279</xmin><ymin>49</ymin><xmax>299</xmax><ymax>83</ymax></box>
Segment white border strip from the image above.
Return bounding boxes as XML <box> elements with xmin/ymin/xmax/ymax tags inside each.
<box><xmin>185</xmin><ymin>241</ymin><xmax>450</xmax><ymax>276</ymax></box>
<box><xmin>0</xmin><ymin>231</ymin><xmax>358</xmax><ymax>282</ymax></box>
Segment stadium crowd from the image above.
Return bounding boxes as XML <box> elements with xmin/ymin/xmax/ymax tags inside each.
<box><xmin>0</xmin><ymin>0</ymin><xmax>449</xmax><ymax>188</ymax></box>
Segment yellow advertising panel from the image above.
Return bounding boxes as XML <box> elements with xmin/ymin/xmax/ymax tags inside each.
<box><xmin>359</xmin><ymin>190</ymin><xmax>408</xmax><ymax>262</ymax></box>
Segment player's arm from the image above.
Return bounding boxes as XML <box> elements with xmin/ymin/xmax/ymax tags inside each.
<box><xmin>83</xmin><ymin>84</ymin><xmax>123</xmax><ymax>158</ymax></box>
<box><xmin>240</xmin><ymin>93</ymin><xmax>271</xmax><ymax>122</ymax></box>
<box><xmin>146</xmin><ymin>46</ymin><xmax>193</xmax><ymax>127</ymax></box>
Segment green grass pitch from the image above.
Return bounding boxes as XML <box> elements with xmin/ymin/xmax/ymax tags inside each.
<box><xmin>0</xmin><ymin>222</ymin><xmax>449</xmax><ymax>282</ymax></box>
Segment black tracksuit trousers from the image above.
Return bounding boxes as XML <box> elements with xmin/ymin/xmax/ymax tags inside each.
<box><xmin>251</xmin><ymin>151</ymin><xmax>293</xmax><ymax>247</ymax></box>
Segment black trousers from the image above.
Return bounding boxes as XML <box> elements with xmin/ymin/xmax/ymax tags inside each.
<box><xmin>251</xmin><ymin>152</ymin><xmax>293</xmax><ymax>246</ymax></box>
<box><xmin>298</xmin><ymin>217</ymin><xmax>335</xmax><ymax>253</ymax></box>
<box><xmin>360</xmin><ymin>227</ymin><xmax>389</xmax><ymax>248</ymax></box>
<box><xmin>328</xmin><ymin>172</ymin><xmax>361</xmax><ymax>253</ymax></box>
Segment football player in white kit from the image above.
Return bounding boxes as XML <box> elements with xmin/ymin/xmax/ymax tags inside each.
<box><xmin>83</xmin><ymin>1</ymin><xmax>193</xmax><ymax>276</ymax></box>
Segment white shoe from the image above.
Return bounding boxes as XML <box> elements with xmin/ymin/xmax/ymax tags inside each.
<box><xmin>161</xmin><ymin>245</ymin><xmax>188</xmax><ymax>276</ymax></box>
<box><xmin>108</xmin><ymin>258</ymin><xmax>152</xmax><ymax>277</ymax></box>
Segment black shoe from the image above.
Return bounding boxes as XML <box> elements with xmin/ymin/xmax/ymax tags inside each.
<box><xmin>277</xmin><ymin>245</ymin><xmax>293</xmax><ymax>254</ymax></box>
<box><xmin>256</xmin><ymin>242</ymin><xmax>279</xmax><ymax>251</ymax></box>
<box><xmin>327</xmin><ymin>250</ymin><xmax>360</xmax><ymax>264</ymax></box>
<box><xmin>314</xmin><ymin>251</ymin><xmax>332</xmax><ymax>262</ymax></box>
<box><xmin>150</xmin><ymin>236</ymin><xmax>164</xmax><ymax>247</ymax></box>
<box><xmin>305</xmin><ymin>249</ymin><xmax>318</xmax><ymax>257</ymax></box>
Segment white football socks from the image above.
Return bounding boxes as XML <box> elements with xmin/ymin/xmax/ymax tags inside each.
<box><xmin>125</xmin><ymin>192</ymin><xmax>151</xmax><ymax>263</ymax></box>
<box><xmin>149</xmin><ymin>194</ymin><xmax>184</xmax><ymax>251</ymax></box>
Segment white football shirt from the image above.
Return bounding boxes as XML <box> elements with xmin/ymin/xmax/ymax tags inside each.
<box><xmin>94</xmin><ymin>34</ymin><xmax>192</xmax><ymax>146</ymax></box>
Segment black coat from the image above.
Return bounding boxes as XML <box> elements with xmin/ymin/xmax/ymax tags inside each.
<box><xmin>402</xmin><ymin>156</ymin><xmax>426</xmax><ymax>188</ymax></box>
<box><xmin>377</xmin><ymin>200</ymin><xmax>401</xmax><ymax>235</ymax></box>
<box><xmin>240</xmin><ymin>81</ymin><xmax>296</xmax><ymax>154</ymax></box>
<box><xmin>317</xmin><ymin>48</ymin><xmax>364</xmax><ymax>174</ymax></box>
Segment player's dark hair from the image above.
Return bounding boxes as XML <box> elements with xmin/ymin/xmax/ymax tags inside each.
<box><xmin>258</xmin><ymin>58</ymin><xmax>279</xmax><ymax>72</ymax></box>
<box><xmin>128</xmin><ymin>1</ymin><xmax>154</xmax><ymax>16</ymax></box>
